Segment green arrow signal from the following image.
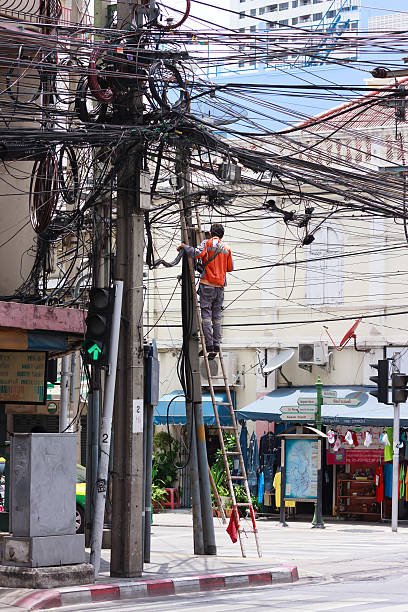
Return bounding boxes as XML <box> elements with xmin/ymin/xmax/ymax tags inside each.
<box><xmin>87</xmin><ymin>343</ymin><xmax>102</xmax><ymax>361</ymax></box>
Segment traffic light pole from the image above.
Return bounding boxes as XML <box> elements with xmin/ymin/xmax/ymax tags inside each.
<box><xmin>90</xmin><ymin>280</ymin><xmax>123</xmax><ymax>576</ymax></box>
<box><xmin>392</xmin><ymin>401</ymin><xmax>400</xmax><ymax>532</ymax></box>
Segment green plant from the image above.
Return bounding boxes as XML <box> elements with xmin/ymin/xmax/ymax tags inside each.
<box><xmin>153</xmin><ymin>431</ymin><xmax>179</xmax><ymax>487</ymax></box>
<box><xmin>151</xmin><ymin>483</ymin><xmax>167</xmax><ymax>510</ymax></box>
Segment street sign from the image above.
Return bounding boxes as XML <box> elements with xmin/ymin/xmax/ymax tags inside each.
<box><xmin>280</xmin><ymin>413</ymin><xmax>314</xmax><ymax>421</ymax></box>
<box><xmin>281</xmin><ymin>405</ymin><xmax>316</xmax><ymax>413</ymax></box>
<box><xmin>322</xmin><ymin>390</ymin><xmax>337</xmax><ymax>398</ymax></box>
<box><xmin>323</xmin><ymin>397</ymin><xmax>360</xmax><ymax>406</ymax></box>
<box><xmin>298</xmin><ymin>397</ymin><xmax>317</xmax><ymax>405</ymax></box>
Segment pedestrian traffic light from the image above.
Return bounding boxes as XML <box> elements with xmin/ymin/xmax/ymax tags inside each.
<box><xmin>82</xmin><ymin>288</ymin><xmax>115</xmax><ymax>367</ymax></box>
<box><xmin>369</xmin><ymin>359</ymin><xmax>389</xmax><ymax>404</ymax></box>
<box><xmin>392</xmin><ymin>373</ymin><xmax>408</xmax><ymax>404</ymax></box>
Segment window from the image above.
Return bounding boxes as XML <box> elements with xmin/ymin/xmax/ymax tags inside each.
<box><xmin>292</xmin><ymin>0</ymin><xmax>298</xmax><ymax>6</ymax></box>
<box><xmin>250</xmin><ymin>24</ymin><xmax>256</xmax><ymax>31</ymax></box>
<box><xmin>239</xmin><ymin>27</ymin><xmax>245</xmax><ymax>32</ymax></box>
<box><xmin>292</xmin><ymin>17</ymin><xmax>298</xmax><ymax>24</ymax></box>
<box><xmin>259</xmin><ymin>6</ymin><xmax>265</xmax><ymax>14</ymax></box>
<box><xmin>240</xmin><ymin>0</ymin><xmax>245</xmax><ymax>3</ymax></box>
<box><xmin>238</xmin><ymin>60</ymin><xmax>245</xmax><ymax>67</ymax></box>
<box><xmin>279</xmin><ymin>2</ymin><xmax>289</xmax><ymax>9</ymax></box>
<box><xmin>313</xmin><ymin>12</ymin><xmax>322</xmax><ymax>20</ymax></box>
<box><xmin>312</xmin><ymin>0</ymin><xmax>321</xmax><ymax>3</ymax></box>
<box><xmin>267</xmin><ymin>4</ymin><xmax>278</xmax><ymax>11</ymax></box>
<box><xmin>279</xmin><ymin>19</ymin><xmax>288</xmax><ymax>25</ymax></box>
<box><xmin>301</xmin><ymin>0</ymin><xmax>311</xmax><ymax>5</ymax></box>
<box><xmin>305</xmin><ymin>226</ymin><xmax>343</xmax><ymax>305</ymax></box>
<box><xmin>250</xmin><ymin>8</ymin><xmax>256</xmax><ymax>15</ymax></box>
<box><xmin>239</xmin><ymin>11</ymin><xmax>245</xmax><ymax>19</ymax></box>
<box><xmin>327</xmin><ymin>10</ymin><xmax>336</xmax><ymax>18</ymax></box>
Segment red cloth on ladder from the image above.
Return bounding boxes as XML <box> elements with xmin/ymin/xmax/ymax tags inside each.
<box><xmin>226</xmin><ymin>507</ymin><xmax>240</xmax><ymax>543</ymax></box>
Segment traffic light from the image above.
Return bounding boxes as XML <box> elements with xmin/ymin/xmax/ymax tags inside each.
<box><xmin>392</xmin><ymin>373</ymin><xmax>408</xmax><ymax>404</ymax></box>
<box><xmin>83</xmin><ymin>288</ymin><xmax>115</xmax><ymax>367</ymax></box>
<box><xmin>369</xmin><ymin>359</ymin><xmax>389</xmax><ymax>404</ymax></box>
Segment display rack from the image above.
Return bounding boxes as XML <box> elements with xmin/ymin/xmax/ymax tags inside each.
<box><xmin>336</xmin><ymin>477</ymin><xmax>381</xmax><ymax>519</ymax></box>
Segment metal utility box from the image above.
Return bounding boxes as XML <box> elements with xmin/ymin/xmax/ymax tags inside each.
<box><xmin>10</xmin><ymin>433</ymin><xmax>77</xmax><ymax>538</ymax></box>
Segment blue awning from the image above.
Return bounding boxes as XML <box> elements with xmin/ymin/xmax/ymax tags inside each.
<box><xmin>154</xmin><ymin>390</ymin><xmax>233</xmax><ymax>425</ymax></box>
<box><xmin>238</xmin><ymin>386</ymin><xmax>408</xmax><ymax>427</ymax></box>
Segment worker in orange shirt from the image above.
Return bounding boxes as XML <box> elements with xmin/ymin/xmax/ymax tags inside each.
<box><xmin>177</xmin><ymin>223</ymin><xmax>233</xmax><ymax>359</ymax></box>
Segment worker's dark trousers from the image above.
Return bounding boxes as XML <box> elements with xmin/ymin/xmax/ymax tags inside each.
<box><xmin>199</xmin><ymin>284</ymin><xmax>224</xmax><ymax>349</ymax></box>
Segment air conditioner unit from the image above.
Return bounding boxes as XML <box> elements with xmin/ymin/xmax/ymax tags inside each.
<box><xmin>200</xmin><ymin>352</ymin><xmax>238</xmax><ymax>387</ymax></box>
<box><xmin>298</xmin><ymin>342</ymin><xmax>329</xmax><ymax>366</ymax></box>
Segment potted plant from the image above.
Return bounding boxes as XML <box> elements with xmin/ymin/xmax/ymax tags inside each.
<box><xmin>151</xmin><ymin>482</ymin><xmax>167</xmax><ymax>513</ymax></box>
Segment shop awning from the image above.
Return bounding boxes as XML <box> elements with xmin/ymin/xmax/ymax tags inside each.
<box><xmin>238</xmin><ymin>386</ymin><xmax>408</xmax><ymax>427</ymax></box>
<box><xmin>154</xmin><ymin>390</ymin><xmax>233</xmax><ymax>426</ymax></box>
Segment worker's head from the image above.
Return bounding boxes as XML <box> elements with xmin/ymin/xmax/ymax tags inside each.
<box><xmin>210</xmin><ymin>223</ymin><xmax>224</xmax><ymax>239</ymax></box>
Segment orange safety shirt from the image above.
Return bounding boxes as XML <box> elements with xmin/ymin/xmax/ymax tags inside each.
<box><xmin>183</xmin><ymin>237</ymin><xmax>233</xmax><ymax>288</ymax></box>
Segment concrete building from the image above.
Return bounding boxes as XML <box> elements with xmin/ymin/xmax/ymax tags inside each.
<box><xmin>148</xmin><ymin>78</ymin><xmax>408</xmax><ymax>413</ymax></box>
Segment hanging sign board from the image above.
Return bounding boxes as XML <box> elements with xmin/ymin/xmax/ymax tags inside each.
<box><xmin>0</xmin><ymin>351</ymin><xmax>47</xmax><ymax>404</ymax></box>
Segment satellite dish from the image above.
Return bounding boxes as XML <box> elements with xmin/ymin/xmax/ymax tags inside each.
<box><xmin>340</xmin><ymin>318</ymin><xmax>362</xmax><ymax>347</ymax></box>
<box><xmin>263</xmin><ymin>349</ymin><xmax>295</xmax><ymax>375</ymax></box>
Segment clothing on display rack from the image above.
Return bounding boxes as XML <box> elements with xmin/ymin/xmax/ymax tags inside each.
<box><xmin>247</xmin><ymin>432</ymin><xmax>260</xmax><ymax>496</ymax></box>
<box><xmin>375</xmin><ymin>463</ymin><xmax>384</xmax><ymax>503</ymax></box>
<box><xmin>258</xmin><ymin>471</ymin><xmax>265</xmax><ymax>504</ymax></box>
<box><xmin>383</xmin><ymin>462</ymin><xmax>393</xmax><ymax>499</ymax></box>
<box><xmin>263</xmin><ymin>454</ymin><xmax>275</xmax><ymax>491</ymax></box>
<box><xmin>400</xmin><ymin>465</ymin><xmax>405</xmax><ymax>499</ymax></box>
<box><xmin>384</xmin><ymin>427</ymin><xmax>393</xmax><ymax>462</ymax></box>
<box><xmin>239</xmin><ymin>422</ymin><xmax>248</xmax><ymax>472</ymax></box>
<box><xmin>272</xmin><ymin>469</ymin><xmax>295</xmax><ymax>510</ymax></box>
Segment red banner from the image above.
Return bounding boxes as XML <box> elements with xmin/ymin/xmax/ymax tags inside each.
<box><xmin>327</xmin><ymin>448</ymin><xmax>383</xmax><ymax>465</ymax></box>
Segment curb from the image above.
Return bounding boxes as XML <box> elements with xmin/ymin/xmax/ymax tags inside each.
<box><xmin>12</xmin><ymin>566</ymin><xmax>299</xmax><ymax>610</ymax></box>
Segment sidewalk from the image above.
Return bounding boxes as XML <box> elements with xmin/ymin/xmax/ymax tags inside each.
<box><xmin>1</xmin><ymin>510</ymin><xmax>408</xmax><ymax>610</ymax></box>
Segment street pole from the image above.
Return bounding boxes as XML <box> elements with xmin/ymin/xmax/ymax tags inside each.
<box><xmin>90</xmin><ymin>280</ymin><xmax>123</xmax><ymax>577</ymax></box>
<box><xmin>178</xmin><ymin>148</ymin><xmax>216</xmax><ymax>555</ymax></box>
<box><xmin>110</xmin><ymin>1</ymin><xmax>147</xmax><ymax>575</ymax></box>
<box><xmin>312</xmin><ymin>377</ymin><xmax>325</xmax><ymax>528</ymax></box>
<box><xmin>59</xmin><ymin>355</ymin><xmax>70</xmax><ymax>432</ymax></box>
<box><xmin>392</xmin><ymin>402</ymin><xmax>400</xmax><ymax>532</ymax></box>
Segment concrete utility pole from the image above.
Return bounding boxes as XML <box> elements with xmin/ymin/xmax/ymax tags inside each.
<box><xmin>178</xmin><ymin>147</ymin><xmax>216</xmax><ymax>555</ymax></box>
<box><xmin>111</xmin><ymin>1</ymin><xmax>147</xmax><ymax>578</ymax></box>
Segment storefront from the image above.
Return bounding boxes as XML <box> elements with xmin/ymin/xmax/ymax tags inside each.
<box><xmin>238</xmin><ymin>385</ymin><xmax>408</xmax><ymax>521</ymax></box>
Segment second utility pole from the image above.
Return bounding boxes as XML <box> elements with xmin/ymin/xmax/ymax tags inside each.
<box><xmin>178</xmin><ymin>144</ymin><xmax>216</xmax><ymax>555</ymax></box>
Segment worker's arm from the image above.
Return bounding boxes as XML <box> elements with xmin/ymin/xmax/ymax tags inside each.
<box><xmin>177</xmin><ymin>240</ymin><xmax>207</xmax><ymax>259</ymax></box>
<box><xmin>227</xmin><ymin>251</ymin><xmax>233</xmax><ymax>272</ymax></box>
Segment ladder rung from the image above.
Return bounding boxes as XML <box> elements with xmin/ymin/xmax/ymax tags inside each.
<box><xmin>236</xmin><ymin>503</ymin><xmax>251</xmax><ymax>507</ymax></box>
<box><xmin>225</xmin><ymin>451</ymin><xmax>240</xmax><ymax>455</ymax></box>
<box><xmin>215</xmin><ymin>402</ymin><xmax>231</xmax><ymax>406</ymax></box>
<box><xmin>221</xmin><ymin>426</ymin><xmax>236</xmax><ymax>431</ymax></box>
<box><xmin>231</xmin><ymin>476</ymin><xmax>245</xmax><ymax>480</ymax></box>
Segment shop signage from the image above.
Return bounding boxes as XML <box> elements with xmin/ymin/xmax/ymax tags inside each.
<box><xmin>323</xmin><ymin>397</ymin><xmax>360</xmax><ymax>406</ymax></box>
<box><xmin>0</xmin><ymin>351</ymin><xmax>46</xmax><ymax>404</ymax></box>
<box><xmin>297</xmin><ymin>397</ymin><xmax>317</xmax><ymax>405</ymax></box>
<box><xmin>327</xmin><ymin>449</ymin><xmax>383</xmax><ymax>465</ymax></box>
